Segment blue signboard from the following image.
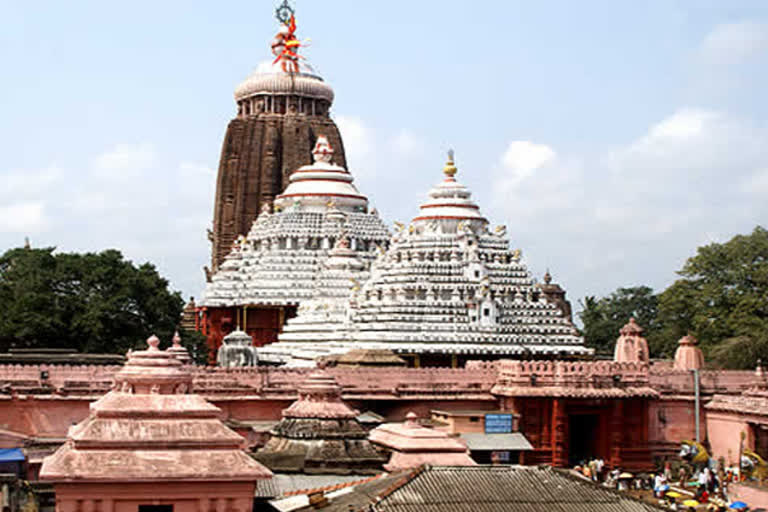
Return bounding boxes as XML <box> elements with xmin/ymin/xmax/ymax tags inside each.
<box><xmin>485</xmin><ymin>413</ymin><xmax>513</xmax><ymax>434</ymax></box>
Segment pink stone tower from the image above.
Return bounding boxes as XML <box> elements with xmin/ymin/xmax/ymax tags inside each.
<box><xmin>673</xmin><ymin>334</ymin><xmax>705</xmax><ymax>370</ymax></box>
<box><xmin>613</xmin><ymin>318</ymin><xmax>650</xmax><ymax>364</ymax></box>
<box><xmin>40</xmin><ymin>335</ymin><xmax>272</xmax><ymax>512</ymax></box>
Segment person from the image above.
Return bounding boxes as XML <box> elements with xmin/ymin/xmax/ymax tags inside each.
<box><xmin>654</xmin><ymin>473</ymin><xmax>665</xmax><ymax>498</ymax></box>
<box><xmin>665</xmin><ymin>462</ymin><xmax>673</xmax><ymax>482</ymax></box>
<box><xmin>589</xmin><ymin>459</ymin><xmax>599</xmax><ymax>482</ymax></box>
<box><xmin>679</xmin><ymin>466</ymin><xmax>688</xmax><ymax>486</ymax></box>
<box><xmin>699</xmin><ymin>468</ymin><xmax>708</xmax><ymax>489</ymax></box>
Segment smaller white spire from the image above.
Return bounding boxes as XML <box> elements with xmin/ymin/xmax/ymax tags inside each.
<box><xmin>312</xmin><ymin>136</ymin><xmax>335</xmax><ymax>164</ymax></box>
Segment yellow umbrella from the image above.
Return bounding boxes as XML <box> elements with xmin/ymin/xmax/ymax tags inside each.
<box><xmin>619</xmin><ymin>472</ymin><xmax>634</xmax><ymax>479</ymax></box>
<box><xmin>683</xmin><ymin>500</ymin><xmax>701</xmax><ymax>508</ymax></box>
<box><xmin>667</xmin><ymin>491</ymin><xmax>682</xmax><ymax>498</ymax></box>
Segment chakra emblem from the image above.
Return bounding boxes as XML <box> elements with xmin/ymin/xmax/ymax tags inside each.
<box><xmin>275</xmin><ymin>0</ymin><xmax>294</xmax><ymax>24</ymax></box>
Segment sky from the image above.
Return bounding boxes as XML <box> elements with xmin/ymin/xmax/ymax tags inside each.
<box><xmin>1</xmin><ymin>0</ymin><xmax>767</xmax><ymax>318</ymax></box>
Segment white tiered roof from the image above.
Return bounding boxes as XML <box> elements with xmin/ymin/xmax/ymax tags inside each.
<box><xmin>259</xmin><ymin>153</ymin><xmax>590</xmax><ymax>365</ymax></box>
<box><xmin>201</xmin><ymin>137</ymin><xmax>390</xmax><ymax>308</ymax></box>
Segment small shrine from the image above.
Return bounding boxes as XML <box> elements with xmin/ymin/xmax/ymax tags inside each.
<box><xmin>167</xmin><ymin>330</ymin><xmax>193</xmax><ymax>365</ymax></box>
<box><xmin>200</xmin><ymin>135</ymin><xmax>390</xmax><ymax>358</ymax></box>
<box><xmin>40</xmin><ymin>335</ymin><xmax>272</xmax><ymax>512</ymax></box>
<box><xmin>217</xmin><ymin>329</ymin><xmax>258</xmax><ymax>367</ymax></box>
<box><xmin>613</xmin><ymin>318</ymin><xmax>650</xmax><ymax>363</ymax></box>
<box><xmin>673</xmin><ymin>334</ymin><xmax>705</xmax><ymax>370</ymax></box>
<box><xmin>368</xmin><ymin>412</ymin><xmax>476</xmax><ymax>471</ymax></box>
<box><xmin>258</xmin><ymin>151</ymin><xmax>589</xmax><ymax>366</ymax></box>
<box><xmin>254</xmin><ymin>370</ymin><xmax>386</xmax><ymax>474</ymax></box>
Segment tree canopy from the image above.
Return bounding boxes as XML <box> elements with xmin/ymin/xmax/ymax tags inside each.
<box><xmin>579</xmin><ymin>286</ymin><xmax>660</xmax><ymax>355</ymax></box>
<box><xmin>580</xmin><ymin>226</ymin><xmax>768</xmax><ymax>369</ymax></box>
<box><xmin>657</xmin><ymin>226</ymin><xmax>768</xmax><ymax>368</ymax></box>
<box><xmin>0</xmin><ymin>247</ymin><xmax>206</xmax><ymax>361</ymax></box>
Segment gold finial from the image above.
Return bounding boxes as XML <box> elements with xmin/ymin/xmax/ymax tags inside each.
<box><xmin>443</xmin><ymin>149</ymin><xmax>457</xmax><ymax>178</ymax></box>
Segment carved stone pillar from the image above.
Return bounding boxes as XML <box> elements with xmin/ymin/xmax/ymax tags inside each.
<box><xmin>552</xmin><ymin>398</ymin><xmax>568</xmax><ymax>467</ymax></box>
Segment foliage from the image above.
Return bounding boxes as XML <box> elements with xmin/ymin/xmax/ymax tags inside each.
<box><xmin>579</xmin><ymin>226</ymin><xmax>768</xmax><ymax>368</ymax></box>
<box><xmin>656</xmin><ymin>226</ymin><xmax>768</xmax><ymax>367</ymax></box>
<box><xmin>176</xmin><ymin>328</ymin><xmax>211</xmax><ymax>366</ymax></box>
<box><xmin>578</xmin><ymin>286</ymin><xmax>660</xmax><ymax>355</ymax></box>
<box><xmin>0</xmin><ymin>247</ymin><xmax>203</xmax><ymax>359</ymax></box>
<box><xmin>708</xmin><ymin>335</ymin><xmax>768</xmax><ymax>370</ymax></box>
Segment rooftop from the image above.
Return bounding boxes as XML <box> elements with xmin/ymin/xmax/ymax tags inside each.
<box><xmin>294</xmin><ymin>464</ymin><xmax>666</xmax><ymax>512</ymax></box>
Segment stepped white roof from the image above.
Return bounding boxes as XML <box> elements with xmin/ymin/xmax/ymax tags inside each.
<box><xmin>259</xmin><ymin>153</ymin><xmax>590</xmax><ymax>365</ymax></box>
<box><xmin>201</xmin><ymin>137</ymin><xmax>390</xmax><ymax>308</ymax></box>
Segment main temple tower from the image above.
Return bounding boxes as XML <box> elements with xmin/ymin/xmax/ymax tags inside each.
<box><xmin>210</xmin><ymin>2</ymin><xmax>347</xmax><ymax>270</ymax></box>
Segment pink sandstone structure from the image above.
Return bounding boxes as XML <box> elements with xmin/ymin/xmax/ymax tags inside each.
<box><xmin>369</xmin><ymin>412</ymin><xmax>476</xmax><ymax>471</ymax></box>
<box><xmin>673</xmin><ymin>334</ymin><xmax>705</xmax><ymax>370</ymax></box>
<box><xmin>613</xmin><ymin>318</ymin><xmax>650</xmax><ymax>364</ymax></box>
<box><xmin>1</xmin><ymin>321</ymin><xmax>767</xmax><ymax>480</ymax></box>
<box><xmin>39</xmin><ymin>335</ymin><xmax>272</xmax><ymax>512</ymax></box>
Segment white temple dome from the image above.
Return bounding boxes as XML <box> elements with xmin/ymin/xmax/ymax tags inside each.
<box><xmin>234</xmin><ymin>60</ymin><xmax>335</xmax><ymax>103</ymax></box>
<box><xmin>259</xmin><ymin>151</ymin><xmax>590</xmax><ymax>366</ymax></box>
<box><xmin>200</xmin><ymin>135</ymin><xmax>390</xmax><ymax>310</ymax></box>
<box><xmin>274</xmin><ymin>136</ymin><xmax>367</xmax><ymax>212</ymax></box>
<box><xmin>412</xmin><ymin>152</ymin><xmax>487</xmax><ymax>233</ymax></box>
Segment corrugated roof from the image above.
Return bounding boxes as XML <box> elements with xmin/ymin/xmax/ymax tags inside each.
<box><xmin>294</xmin><ymin>465</ymin><xmax>666</xmax><ymax>512</ymax></box>
<box><xmin>460</xmin><ymin>433</ymin><xmax>533</xmax><ymax>451</ymax></box>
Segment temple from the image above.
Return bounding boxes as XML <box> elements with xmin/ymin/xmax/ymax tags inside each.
<box><xmin>39</xmin><ymin>335</ymin><xmax>272</xmax><ymax>511</ymax></box>
<box><xmin>209</xmin><ymin>9</ymin><xmax>348</xmax><ymax>271</ymax></box>
<box><xmin>369</xmin><ymin>412</ymin><xmax>476</xmax><ymax>471</ymax></box>
<box><xmin>254</xmin><ymin>371</ymin><xmax>385</xmax><ymax>474</ymax></box>
<box><xmin>259</xmin><ymin>152</ymin><xmax>587</xmax><ymax>367</ymax></box>
<box><xmin>200</xmin><ymin>135</ymin><xmax>390</xmax><ymax>357</ymax></box>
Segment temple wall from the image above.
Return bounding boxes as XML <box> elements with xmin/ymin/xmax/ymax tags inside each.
<box><xmin>361</xmin><ymin>400</ymin><xmax>499</xmax><ymax>422</ymax></box>
<box><xmin>648</xmin><ymin>399</ymin><xmax>702</xmax><ymax>451</ymax></box>
<box><xmin>0</xmin><ymin>361</ymin><xmax>763</xmax><ymax>470</ymax></box>
<box><xmin>705</xmin><ymin>410</ymin><xmax>766</xmax><ymax>465</ymax></box>
<box><xmin>214</xmin><ymin>399</ymin><xmax>292</xmax><ymax>421</ymax></box>
<box><xmin>0</xmin><ymin>398</ymin><xmax>93</xmax><ymax>437</ymax></box>
<box><xmin>55</xmin><ymin>482</ymin><xmax>255</xmax><ymax>512</ymax></box>
<box><xmin>649</xmin><ymin>368</ymin><xmax>758</xmax><ymax>395</ymax></box>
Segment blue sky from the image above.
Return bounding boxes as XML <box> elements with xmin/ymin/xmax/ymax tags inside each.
<box><xmin>2</xmin><ymin>1</ymin><xmax>767</xmax><ymax>317</ymax></box>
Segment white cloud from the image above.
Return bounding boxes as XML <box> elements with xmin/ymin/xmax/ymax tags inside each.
<box><xmin>699</xmin><ymin>21</ymin><xmax>768</xmax><ymax>64</ymax></box>
<box><xmin>2</xmin><ymin>166</ymin><xmax>61</xmax><ymax>197</ymax></box>
<box><xmin>489</xmin><ymin>107</ymin><xmax>768</xmax><ymax>303</ymax></box>
<box><xmin>91</xmin><ymin>143</ymin><xmax>155</xmax><ymax>180</ymax></box>
<box><xmin>742</xmin><ymin>167</ymin><xmax>768</xmax><ymax>196</ymax></box>
<box><xmin>334</xmin><ymin>115</ymin><xmax>371</xmax><ymax>173</ymax></box>
<box><xmin>647</xmin><ymin>109</ymin><xmax>718</xmax><ymax>139</ymax></box>
<box><xmin>0</xmin><ymin>202</ymin><xmax>47</xmax><ymax>232</ymax></box>
<box><xmin>500</xmin><ymin>140</ymin><xmax>557</xmax><ymax>187</ymax></box>
<box><xmin>0</xmin><ymin>144</ymin><xmax>215</xmax><ymax>298</ymax></box>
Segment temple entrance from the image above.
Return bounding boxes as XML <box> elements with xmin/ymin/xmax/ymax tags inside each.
<box><xmin>138</xmin><ymin>506</ymin><xmax>173</xmax><ymax>512</ymax></box>
<box><xmin>753</xmin><ymin>423</ymin><xmax>768</xmax><ymax>458</ymax></box>
<box><xmin>569</xmin><ymin>414</ymin><xmax>599</xmax><ymax>466</ymax></box>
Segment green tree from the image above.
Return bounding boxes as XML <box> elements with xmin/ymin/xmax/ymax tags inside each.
<box><xmin>578</xmin><ymin>286</ymin><xmax>660</xmax><ymax>356</ymax></box>
<box><xmin>0</xmin><ymin>247</ymin><xmax>206</xmax><ymax>361</ymax></box>
<box><xmin>656</xmin><ymin>226</ymin><xmax>768</xmax><ymax>368</ymax></box>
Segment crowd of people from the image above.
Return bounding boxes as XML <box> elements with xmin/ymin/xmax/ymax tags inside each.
<box><xmin>574</xmin><ymin>459</ymin><xmax>748</xmax><ymax>511</ymax></box>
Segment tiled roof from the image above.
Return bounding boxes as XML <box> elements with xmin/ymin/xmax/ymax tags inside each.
<box><xmin>295</xmin><ymin>465</ymin><xmax>667</xmax><ymax>512</ymax></box>
<box><xmin>705</xmin><ymin>390</ymin><xmax>768</xmax><ymax>416</ymax></box>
